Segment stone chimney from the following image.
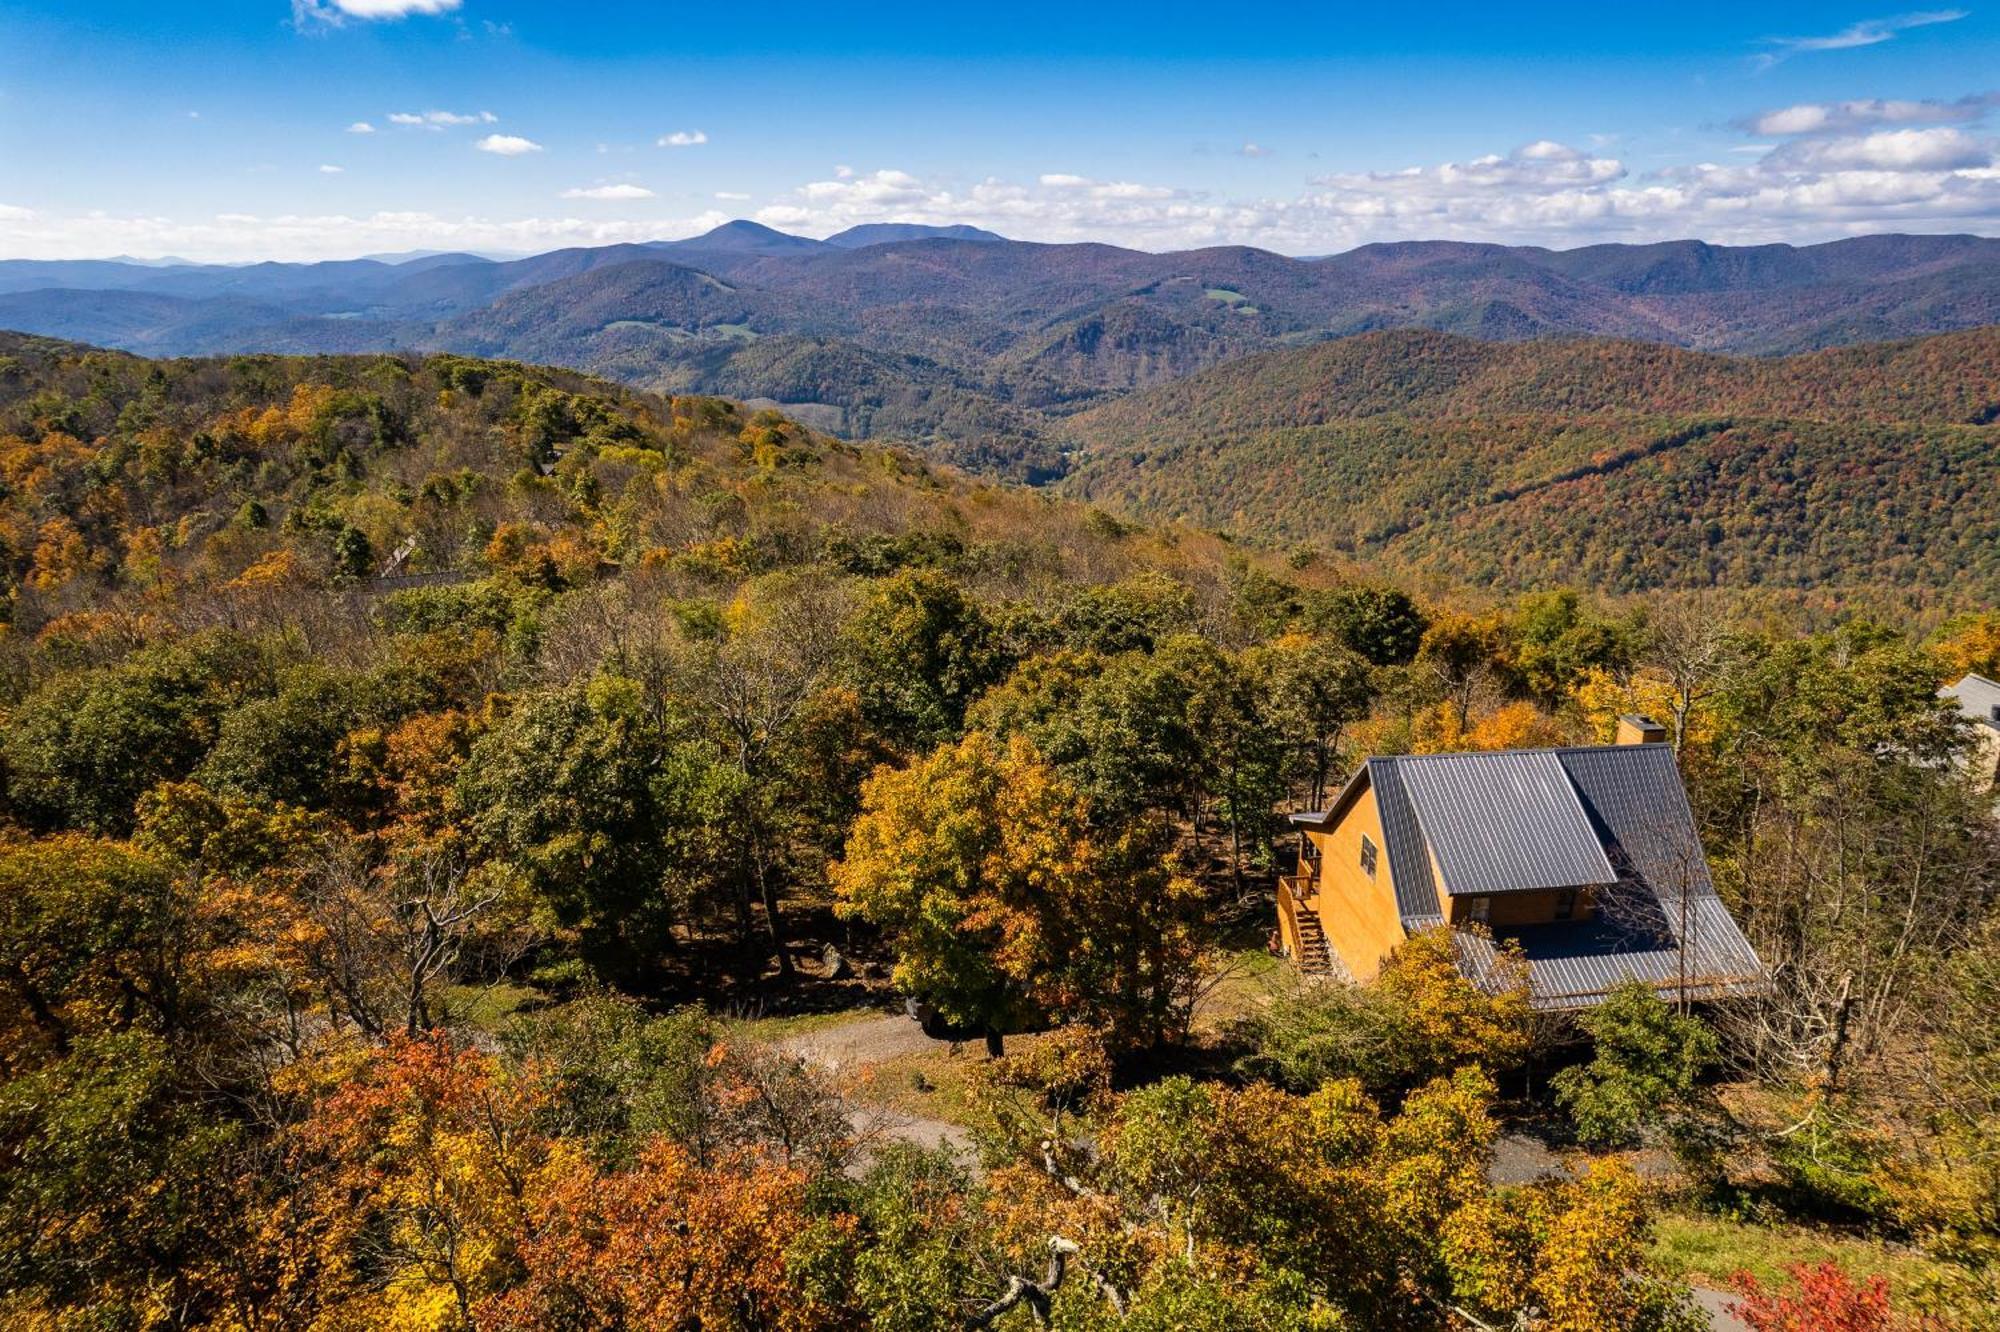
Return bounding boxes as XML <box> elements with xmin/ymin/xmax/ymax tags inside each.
<box><xmin>1615</xmin><ymin>714</ymin><xmax>1668</xmax><ymax>746</ymax></box>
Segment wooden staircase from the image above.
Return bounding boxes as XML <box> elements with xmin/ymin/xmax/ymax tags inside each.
<box><xmin>1278</xmin><ymin>874</ymin><xmax>1336</xmax><ymax>977</ymax></box>
<box><xmin>1292</xmin><ymin>905</ymin><xmax>1334</xmax><ymax>976</ymax></box>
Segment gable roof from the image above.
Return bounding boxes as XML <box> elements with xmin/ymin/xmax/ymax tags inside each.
<box><xmin>1395</xmin><ymin>749</ymin><xmax>1619</xmax><ymax>895</ymax></box>
<box><xmin>1297</xmin><ymin>742</ymin><xmax>1764</xmax><ymax>1006</ymax></box>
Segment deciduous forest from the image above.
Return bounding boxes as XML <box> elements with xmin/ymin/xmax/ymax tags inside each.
<box><xmin>3</xmin><ymin>333</ymin><xmax>2000</xmax><ymax>1329</ymax></box>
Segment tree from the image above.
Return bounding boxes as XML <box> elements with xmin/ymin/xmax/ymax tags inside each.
<box><xmin>458</xmin><ymin>678</ymin><xmax>686</xmax><ymax>978</ymax></box>
<box><xmin>0</xmin><ymin>1033</ymin><xmax>242</xmax><ymax>1324</ymax></box>
<box><xmin>1245</xmin><ymin>633</ymin><xmax>1375</xmax><ymax>810</ymax></box>
<box><xmin>1729</xmin><ymin>1263</ymin><xmax>1897</xmax><ymax>1332</ymax></box>
<box><xmin>0</xmin><ymin>835</ymin><xmax>190</xmax><ymax>1061</ymax></box>
<box><xmin>4</xmin><ymin>632</ymin><xmax>266</xmax><ymax>834</ymax></box>
<box><xmin>667</xmin><ymin>570</ymin><xmax>865</xmax><ymax>975</ymax></box>
<box><xmin>832</xmin><ymin>732</ymin><xmax>1210</xmax><ymax>1053</ymax></box>
<box><xmin>843</xmin><ymin>568</ymin><xmax>1009</xmax><ymax>753</ymax></box>
<box><xmin>1238</xmin><ymin>927</ymin><xmax>1532</xmax><ymax>1100</ymax></box>
<box><xmin>1553</xmin><ymin>980</ymin><xmax>1724</xmax><ymax>1171</ymax></box>
<box><xmin>1307</xmin><ymin>585</ymin><xmax>1428</xmax><ymax>667</ymax></box>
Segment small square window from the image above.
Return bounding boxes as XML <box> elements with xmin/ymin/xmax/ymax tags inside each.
<box><xmin>1466</xmin><ymin>896</ymin><xmax>1491</xmax><ymax>924</ymax></box>
<box><xmin>1359</xmin><ymin>834</ymin><xmax>1377</xmax><ymax>878</ymax></box>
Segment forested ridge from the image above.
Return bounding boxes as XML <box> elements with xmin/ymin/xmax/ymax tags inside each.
<box><xmin>2</xmin><ymin>230</ymin><xmax>1997</xmax><ymax>470</ymax></box>
<box><xmin>5</xmin><ymin>333</ymin><xmax>2000</xmax><ymax>1328</ymax></box>
<box><xmin>1062</xmin><ymin>326</ymin><xmax>2000</xmax><ymax>596</ymax></box>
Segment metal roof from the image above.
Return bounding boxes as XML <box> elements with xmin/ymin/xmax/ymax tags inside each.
<box><xmin>1455</xmin><ymin>897</ymin><xmax>1765</xmax><ymax>1009</ymax></box>
<box><xmin>1942</xmin><ymin>674</ymin><xmax>2000</xmax><ymax>732</ymax></box>
<box><xmin>1311</xmin><ymin>741</ymin><xmax>1764</xmax><ymax>1007</ymax></box>
<box><xmin>1396</xmin><ymin>750</ymin><xmax>1619</xmax><ymax>895</ymax></box>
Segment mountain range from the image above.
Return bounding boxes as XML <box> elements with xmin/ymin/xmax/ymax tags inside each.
<box><xmin>2</xmin><ymin>224</ymin><xmax>1997</xmax><ymax>480</ymax></box>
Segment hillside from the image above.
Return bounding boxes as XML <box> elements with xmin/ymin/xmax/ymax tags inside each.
<box><xmin>1061</xmin><ymin>326</ymin><xmax>2000</xmax><ymax>596</ymax></box>
<box><xmin>0</xmin><ymin>332</ymin><xmax>1262</xmax><ymax>647</ymax></box>
<box><xmin>1</xmin><ymin>229</ymin><xmax>1996</xmax><ymax>464</ymax></box>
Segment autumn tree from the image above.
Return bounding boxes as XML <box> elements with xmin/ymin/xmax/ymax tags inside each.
<box><xmin>833</xmin><ymin>731</ymin><xmax>1210</xmax><ymax>1053</ymax></box>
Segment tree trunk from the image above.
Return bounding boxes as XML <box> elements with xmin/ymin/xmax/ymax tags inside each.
<box><xmin>986</xmin><ymin>1029</ymin><xmax>1005</xmax><ymax>1058</ymax></box>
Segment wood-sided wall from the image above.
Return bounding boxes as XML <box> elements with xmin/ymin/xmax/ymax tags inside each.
<box><xmin>1307</xmin><ymin>779</ymin><xmax>1416</xmax><ymax>982</ymax></box>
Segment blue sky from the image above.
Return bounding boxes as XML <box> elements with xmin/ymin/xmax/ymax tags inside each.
<box><xmin>0</xmin><ymin>1</ymin><xmax>1992</xmax><ymax>259</ymax></box>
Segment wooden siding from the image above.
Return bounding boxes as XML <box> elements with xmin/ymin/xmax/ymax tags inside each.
<box><xmin>1448</xmin><ymin>887</ymin><xmax>1598</xmax><ymax>928</ymax></box>
<box><xmin>1308</xmin><ymin>780</ymin><xmax>1414</xmax><ymax>982</ymax></box>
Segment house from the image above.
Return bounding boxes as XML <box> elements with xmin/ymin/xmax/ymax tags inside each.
<box><xmin>1275</xmin><ymin>716</ymin><xmax>1765</xmax><ymax>1011</ymax></box>
<box><xmin>1939</xmin><ymin>673</ymin><xmax>2000</xmax><ymax>788</ymax></box>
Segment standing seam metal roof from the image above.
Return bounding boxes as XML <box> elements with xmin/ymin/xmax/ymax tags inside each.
<box><xmin>1396</xmin><ymin>749</ymin><xmax>1619</xmax><ymax>895</ymax></box>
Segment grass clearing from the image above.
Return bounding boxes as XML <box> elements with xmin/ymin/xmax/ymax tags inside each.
<box><xmin>726</xmin><ymin>1004</ymin><xmax>889</xmax><ymax>1043</ymax></box>
<box><xmin>443</xmin><ymin>981</ymin><xmax>544</xmax><ymax>1032</ymax></box>
<box><xmin>1650</xmin><ymin>1208</ymin><xmax>1948</xmax><ymax>1302</ymax></box>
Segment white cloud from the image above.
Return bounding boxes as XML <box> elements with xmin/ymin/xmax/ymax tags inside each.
<box><xmin>560</xmin><ymin>183</ymin><xmax>655</xmax><ymax>200</ymax></box>
<box><xmin>1772</xmin><ymin>126</ymin><xmax>1993</xmax><ymax>171</ymax></box>
<box><xmin>1239</xmin><ymin>142</ymin><xmax>1271</xmax><ymax>158</ymax></box>
<box><xmin>715</xmin><ymin>191</ymin><xmax>751</xmax><ymax>201</ymax></box>
<box><xmin>318</xmin><ymin>164</ymin><xmax>345</xmax><ymax>174</ymax></box>
<box><xmin>347</xmin><ymin>121</ymin><xmax>376</xmax><ymax>134</ymax></box>
<box><xmin>834</xmin><ymin>164</ymin><xmax>854</xmax><ymax>179</ymax></box>
<box><xmin>475</xmin><ymin>134</ymin><xmax>543</xmax><ymax>156</ymax></box>
<box><xmin>1756</xmin><ymin>10</ymin><xmax>1966</xmax><ymax>66</ymax></box>
<box><xmin>658</xmin><ymin>130</ymin><xmax>708</xmax><ymax>147</ymax></box>
<box><xmin>7</xmin><ymin>102</ymin><xmax>1999</xmax><ymax>264</ymax></box>
<box><xmin>1745</xmin><ymin>93</ymin><xmax>1997</xmax><ymax>135</ymax></box>
<box><xmin>1311</xmin><ymin>140</ymin><xmax>1627</xmax><ymax>196</ymax></box>
<box><xmin>293</xmin><ymin>0</ymin><xmax>461</xmax><ymax>25</ymax></box>
<box><xmin>388</xmin><ymin>110</ymin><xmax>495</xmax><ymax>130</ymax></box>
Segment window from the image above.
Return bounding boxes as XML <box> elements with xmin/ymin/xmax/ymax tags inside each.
<box><xmin>1359</xmin><ymin>834</ymin><xmax>1377</xmax><ymax>878</ymax></box>
<box><xmin>1554</xmin><ymin>889</ymin><xmax>1577</xmax><ymax>921</ymax></box>
<box><xmin>1466</xmin><ymin>896</ymin><xmax>1491</xmax><ymax>924</ymax></box>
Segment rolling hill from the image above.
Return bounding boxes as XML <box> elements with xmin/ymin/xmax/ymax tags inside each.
<box><xmin>1059</xmin><ymin>326</ymin><xmax>2000</xmax><ymax>596</ymax></box>
<box><xmin>0</xmin><ymin>228</ymin><xmax>1996</xmax><ymax>466</ymax></box>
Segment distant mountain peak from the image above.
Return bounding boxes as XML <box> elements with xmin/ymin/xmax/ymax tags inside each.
<box><xmin>665</xmin><ymin>220</ymin><xmax>827</xmax><ymax>254</ymax></box>
<box><xmin>823</xmin><ymin>223</ymin><xmax>1008</xmax><ymax>249</ymax></box>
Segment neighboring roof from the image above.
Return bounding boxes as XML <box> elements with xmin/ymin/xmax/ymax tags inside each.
<box><xmin>1942</xmin><ymin>673</ymin><xmax>2000</xmax><ymax>732</ymax></box>
<box><xmin>1396</xmin><ymin>750</ymin><xmax>1619</xmax><ymax>896</ymax></box>
<box><xmin>1300</xmin><ymin>742</ymin><xmax>1763</xmax><ymax>1006</ymax></box>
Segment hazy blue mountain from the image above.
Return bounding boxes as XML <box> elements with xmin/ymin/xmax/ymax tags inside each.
<box><xmin>824</xmin><ymin>223</ymin><xmax>1007</xmax><ymax>247</ymax></box>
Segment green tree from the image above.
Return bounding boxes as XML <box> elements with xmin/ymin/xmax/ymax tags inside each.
<box><xmin>1553</xmin><ymin>979</ymin><xmax>1722</xmax><ymax>1150</ymax></box>
<box><xmin>1307</xmin><ymin>584</ymin><xmax>1428</xmax><ymax>667</ymax></box>
<box><xmin>459</xmin><ymin>678</ymin><xmax>698</xmax><ymax>978</ymax></box>
<box><xmin>5</xmin><ymin>632</ymin><xmax>266</xmax><ymax>834</ymax></box>
<box><xmin>844</xmin><ymin>569</ymin><xmax>1009</xmax><ymax>752</ymax></box>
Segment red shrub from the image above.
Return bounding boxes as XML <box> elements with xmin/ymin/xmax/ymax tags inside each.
<box><xmin>1730</xmin><ymin>1262</ymin><xmax>1895</xmax><ymax>1332</ymax></box>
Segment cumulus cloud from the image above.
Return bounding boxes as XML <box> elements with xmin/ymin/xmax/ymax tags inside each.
<box><xmin>658</xmin><ymin>130</ymin><xmax>707</xmax><ymax>147</ymax></box>
<box><xmin>347</xmin><ymin>121</ymin><xmax>376</xmax><ymax>134</ymax></box>
<box><xmin>1743</xmin><ymin>93</ymin><xmax>1998</xmax><ymax>135</ymax></box>
<box><xmin>8</xmin><ymin>105</ymin><xmax>1998</xmax><ymax>263</ymax></box>
<box><xmin>715</xmin><ymin>191</ymin><xmax>751</xmax><ymax>201</ymax></box>
<box><xmin>1756</xmin><ymin>10</ymin><xmax>1966</xmax><ymax>67</ymax></box>
<box><xmin>293</xmin><ymin>0</ymin><xmax>461</xmax><ymax>26</ymax></box>
<box><xmin>560</xmin><ymin>183</ymin><xmax>655</xmax><ymax>200</ymax></box>
<box><xmin>1239</xmin><ymin>142</ymin><xmax>1271</xmax><ymax>158</ymax></box>
<box><xmin>475</xmin><ymin>134</ymin><xmax>543</xmax><ymax>156</ymax></box>
<box><xmin>1770</xmin><ymin>126</ymin><xmax>1993</xmax><ymax>171</ymax></box>
<box><xmin>318</xmin><ymin>164</ymin><xmax>345</xmax><ymax>174</ymax></box>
